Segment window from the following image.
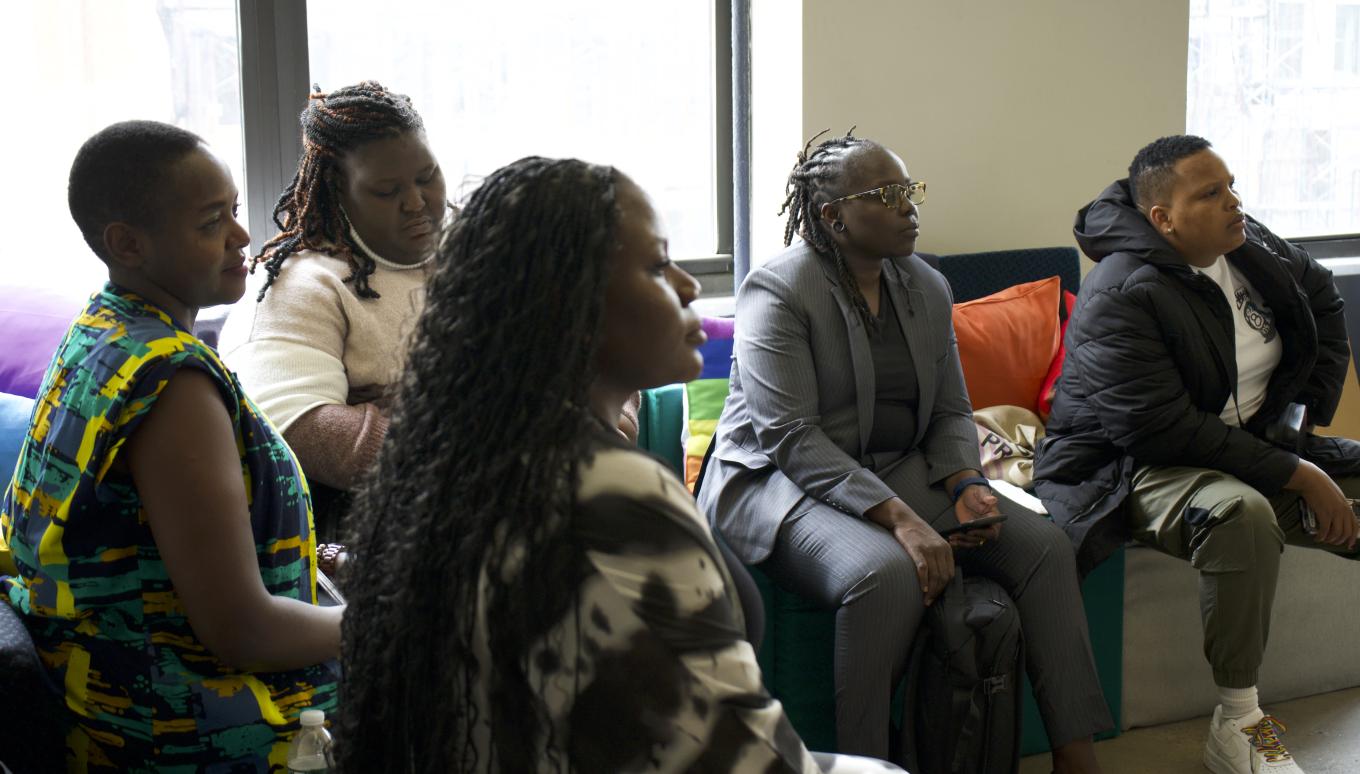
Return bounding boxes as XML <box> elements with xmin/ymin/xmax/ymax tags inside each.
<box><xmin>1303</xmin><ymin>130</ymin><xmax>1335</xmax><ymax>205</ymax></box>
<box><xmin>0</xmin><ymin>0</ymin><xmax>244</xmax><ymax>290</ymax></box>
<box><xmin>5</xmin><ymin>0</ymin><xmax>729</xmax><ymax>299</ymax></box>
<box><xmin>1270</xmin><ymin>2</ymin><xmax>1304</xmax><ymax>80</ymax></box>
<box><xmin>307</xmin><ymin>1</ymin><xmax>721</xmax><ymax>260</ymax></box>
<box><xmin>1339</xmin><ymin>4</ymin><xmax>1360</xmax><ymax>74</ymax></box>
<box><xmin>1189</xmin><ymin>0</ymin><xmax>1360</xmax><ymax>239</ymax></box>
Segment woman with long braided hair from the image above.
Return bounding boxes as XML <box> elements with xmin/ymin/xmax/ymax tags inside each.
<box><xmin>218</xmin><ymin>81</ymin><xmax>446</xmax><ymax>538</ymax></box>
<box><xmin>335</xmin><ymin>156</ymin><xmax>900</xmax><ymax>773</ymax></box>
<box><xmin>697</xmin><ymin>132</ymin><xmax>1112</xmax><ymax>771</ymax></box>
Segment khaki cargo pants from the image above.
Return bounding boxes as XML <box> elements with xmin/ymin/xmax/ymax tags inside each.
<box><xmin>1127</xmin><ymin>465</ymin><xmax>1360</xmax><ymax>688</ymax></box>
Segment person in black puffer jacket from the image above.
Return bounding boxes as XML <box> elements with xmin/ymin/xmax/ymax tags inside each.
<box><xmin>1035</xmin><ymin>134</ymin><xmax>1360</xmax><ymax>774</ymax></box>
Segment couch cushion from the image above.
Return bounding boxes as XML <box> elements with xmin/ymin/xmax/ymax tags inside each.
<box><xmin>933</xmin><ymin>246</ymin><xmax>1080</xmax><ymax>304</ymax></box>
<box><xmin>1121</xmin><ymin>544</ymin><xmax>1360</xmax><ymax>729</ymax></box>
<box><xmin>682</xmin><ymin>320</ymin><xmax>736</xmax><ymax>491</ymax></box>
<box><xmin>953</xmin><ymin>276</ymin><xmax>1062</xmax><ymax>414</ymax></box>
<box><xmin>1</xmin><ymin>392</ymin><xmax>36</xmax><ymax>577</ymax></box>
<box><xmin>1036</xmin><ymin>290</ymin><xmax>1077</xmax><ymax>421</ymax></box>
<box><xmin>638</xmin><ymin>384</ymin><xmax>685</xmax><ymax>474</ymax></box>
<box><xmin>0</xmin><ymin>393</ymin><xmax>34</xmax><ymax>489</ymax></box>
<box><xmin>0</xmin><ymin>286</ymin><xmax>87</xmax><ymax>398</ymax></box>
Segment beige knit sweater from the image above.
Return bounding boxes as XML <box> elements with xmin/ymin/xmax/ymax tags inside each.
<box><xmin>219</xmin><ymin>249</ymin><xmax>432</xmax><ymax>489</ymax></box>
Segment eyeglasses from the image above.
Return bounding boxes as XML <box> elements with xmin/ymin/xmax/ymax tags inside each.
<box><xmin>830</xmin><ymin>181</ymin><xmax>927</xmax><ymax>208</ymax></box>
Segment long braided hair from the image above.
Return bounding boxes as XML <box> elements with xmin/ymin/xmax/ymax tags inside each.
<box><xmin>336</xmin><ymin>157</ymin><xmax>620</xmax><ymax>773</ymax></box>
<box><xmin>779</xmin><ymin>129</ymin><xmax>881</xmax><ymax>329</ymax></box>
<box><xmin>254</xmin><ymin>80</ymin><xmax>426</xmax><ymax>300</ymax></box>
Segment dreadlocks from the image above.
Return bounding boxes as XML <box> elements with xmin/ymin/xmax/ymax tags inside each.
<box><xmin>336</xmin><ymin>157</ymin><xmax>619</xmax><ymax>773</ymax></box>
<box><xmin>779</xmin><ymin>128</ymin><xmax>882</xmax><ymax>330</ymax></box>
<box><xmin>255</xmin><ymin>80</ymin><xmax>426</xmax><ymax>300</ymax></box>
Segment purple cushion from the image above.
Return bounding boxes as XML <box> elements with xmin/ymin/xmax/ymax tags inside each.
<box><xmin>0</xmin><ymin>286</ymin><xmax>88</xmax><ymax>398</ymax></box>
<box><xmin>697</xmin><ymin>316</ymin><xmax>735</xmax><ymax>380</ymax></box>
<box><xmin>700</xmin><ymin>315</ymin><xmax>734</xmax><ymax>340</ymax></box>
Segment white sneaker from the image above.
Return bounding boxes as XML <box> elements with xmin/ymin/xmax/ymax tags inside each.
<box><xmin>1203</xmin><ymin>705</ymin><xmax>1304</xmax><ymax>773</ymax></box>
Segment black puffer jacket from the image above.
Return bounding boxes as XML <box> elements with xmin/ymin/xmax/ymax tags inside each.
<box><xmin>1034</xmin><ymin>179</ymin><xmax>1357</xmax><ymax>574</ymax></box>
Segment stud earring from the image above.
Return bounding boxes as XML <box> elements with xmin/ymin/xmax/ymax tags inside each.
<box><xmin>833</xmin><ymin>221</ymin><xmax>847</xmax><ymax>233</ymax></box>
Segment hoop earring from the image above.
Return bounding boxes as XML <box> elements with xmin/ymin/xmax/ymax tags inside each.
<box><xmin>833</xmin><ymin>221</ymin><xmax>847</xmax><ymax>233</ymax></box>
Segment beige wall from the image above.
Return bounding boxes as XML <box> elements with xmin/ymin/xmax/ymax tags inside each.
<box><xmin>799</xmin><ymin>0</ymin><xmax>1190</xmax><ymax>258</ymax></box>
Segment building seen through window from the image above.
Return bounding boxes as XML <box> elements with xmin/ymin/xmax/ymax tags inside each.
<box><xmin>1189</xmin><ymin>0</ymin><xmax>1360</xmax><ymax>238</ymax></box>
<box><xmin>308</xmin><ymin>0</ymin><xmax>719</xmax><ymax>260</ymax></box>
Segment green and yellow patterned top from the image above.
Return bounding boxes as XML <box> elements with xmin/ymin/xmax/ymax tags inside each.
<box><xmin>0</xmin><ymin>284</ymin><xmax>338</xmax><ymax>773</ymax></box>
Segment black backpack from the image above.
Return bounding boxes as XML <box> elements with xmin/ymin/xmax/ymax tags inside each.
<box><xmin>898</xmin><ymin>571</ymin><xmax>1024</xmax><ymax>774</ymax></box>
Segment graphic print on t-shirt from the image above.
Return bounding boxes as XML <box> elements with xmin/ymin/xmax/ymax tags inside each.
<box><xmin>1198</xmin><ymin>255</ymin><xmax>1283</xmax><ymax>426</ymax></box>
<box><xmin>1233</xmin><ymin>286</ymin><xmax>1276</xmax><ymax>343</ymax></box>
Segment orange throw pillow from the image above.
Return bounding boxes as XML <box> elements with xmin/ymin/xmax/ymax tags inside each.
<box><xmin>952</xmin><ymin>276</ymin><xmax>1062</xmax><ymax>414</ymax></box>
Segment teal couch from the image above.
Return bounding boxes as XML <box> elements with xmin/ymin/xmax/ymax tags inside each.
<box><xmin>637</xmin><ymin>246</ymin><xmax>1124</xmax><ymax>756</ymax></box>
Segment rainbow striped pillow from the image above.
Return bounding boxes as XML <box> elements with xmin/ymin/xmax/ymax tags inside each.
<box><xmin>682</xmin><ymin>317</ymin><xmax>735</xmax><ymax>491</ymax></box>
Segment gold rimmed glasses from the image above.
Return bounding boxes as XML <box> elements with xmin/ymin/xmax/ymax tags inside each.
<box><xmin>829</xmin><ymin>181</ymin><xmax>926</xmax><ymax>208</ymax></box>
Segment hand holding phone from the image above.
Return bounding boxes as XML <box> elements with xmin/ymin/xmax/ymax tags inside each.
<box><xmin>1300</xmin><ymin>498</ymin><xmax>1360</xmax><ymax>537</ymax></box>
<box><xmin>938</xmin><ymin>513</ymin><xmax>1008</xmax><ymax>538</ymax></box>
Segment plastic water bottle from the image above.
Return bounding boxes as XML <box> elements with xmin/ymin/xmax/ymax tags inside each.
<box><xmin>287</xmin><ymin>709</ymin><xmax>333</xmax><ymax>773</ymax></box>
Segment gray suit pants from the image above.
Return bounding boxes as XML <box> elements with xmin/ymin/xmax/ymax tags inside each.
<box><xmin>761</xmin><ymin>451</ymin><xmax>1113</xmax><ymax>758</ymax></box>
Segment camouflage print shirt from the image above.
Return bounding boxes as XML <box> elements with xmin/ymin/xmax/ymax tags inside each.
<box><xmin>0</xmin><ymin>284</ymin><xmax>337</xmax><ymax>773</ymax></box>
<box><xmin>470</xmin><ymin>433</ymin><xmax>821</xmax><ymax>773</ymax></box>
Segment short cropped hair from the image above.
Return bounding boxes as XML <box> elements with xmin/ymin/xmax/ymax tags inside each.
<box><xmin>1128</xmin><ymin>135</ymin><xmax>1213</xmax><ymax>211</ymax></box>
<box><xmin>68</xmin><ymin>120</ymin><xmax>204</xmax><ymax>261</ymax></box>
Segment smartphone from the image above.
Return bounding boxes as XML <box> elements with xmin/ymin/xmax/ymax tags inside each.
<box><xmin>316</xmin><ymin>568</ymin><xmax>346</xmax><ymax>606</ymax></box>
<box><xmin>1300</xmin><ymin>498</ymin><xmax>1360</xmax><ymax>536</ymax></box>
<box><xmin>938</xmin><ymin>513</ymin><xmax>1008</xmax><ymax>538</ymax></box>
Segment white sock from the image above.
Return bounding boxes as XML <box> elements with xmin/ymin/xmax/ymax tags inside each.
<box><xmin>1217</xmin><ymin>685</ymin><xmax>1260</xmax><ymax>720</ymax></box>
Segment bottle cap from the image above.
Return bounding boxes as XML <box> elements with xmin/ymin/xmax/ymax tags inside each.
<box><xmin>300</xmin><ymin>709</ymin><xmax>325</xmax><ymax>727</ymax></box>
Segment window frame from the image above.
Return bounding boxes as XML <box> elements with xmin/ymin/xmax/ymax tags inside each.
<box><xmin>236</xmin><ymin>0</ymin><xmax>740</xmax><ymax>290</ymax></box>
<box><xmin>238</xmin><ymin>0</ymin><xmax>310</xmax><ymax>262</ymax></box>
<box><xmin>1293</xmin><ymin>233</ymin><xmax>1360</xmax><ymax>259</ymax></box>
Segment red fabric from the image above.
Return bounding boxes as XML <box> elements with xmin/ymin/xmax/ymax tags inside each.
<box><xmin>1036</xmin><ymin>290</ymin><xmax>1077</xmax><ymax>421</ymax></box>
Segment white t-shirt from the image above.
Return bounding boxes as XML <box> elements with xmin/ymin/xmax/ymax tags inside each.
<box><xmin>1196</xmin><ymin>255</ymin><xmax>1282</xmax><ymax>426</ymax></box>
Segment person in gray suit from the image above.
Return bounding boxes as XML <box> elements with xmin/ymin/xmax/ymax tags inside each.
<box><xmin>697</xmin><ymin>132</ymin><xmax>1112</xmax><ymax>773</ymax></box>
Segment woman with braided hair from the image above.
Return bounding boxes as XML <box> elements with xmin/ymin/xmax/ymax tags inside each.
<box><xmin>335</xmin><ymin>156</ymin><xmax>900</xmax><ymax>773</ymax></box>
<box><xmin>219</xmin><ymin>80</ymin><xmax>447</xmax><ymax>537</ymax></box>
<box><xmin>696</xmin><ymin>132</ymin><xmax>1111</xmax><ymax>771</ymax></box>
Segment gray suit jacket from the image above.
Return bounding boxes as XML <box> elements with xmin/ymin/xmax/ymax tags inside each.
<box><xmin>696</xmin><ymin>241</ymin><xmax>982</xmax><ymax>563</ymax></box>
